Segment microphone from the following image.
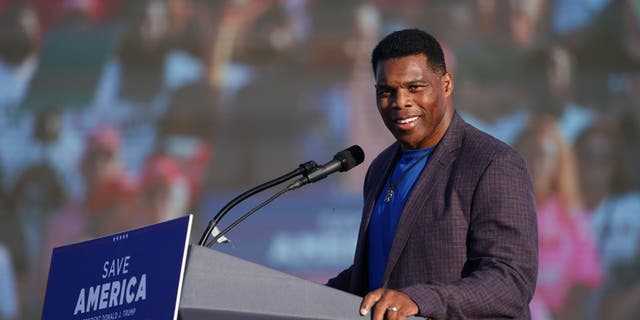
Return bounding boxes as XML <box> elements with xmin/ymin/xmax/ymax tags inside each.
<box><xmin>208</xmin><ymin>145</ymin><xmax>365</xmax><ymax>246</ymax></box>
<box><xmin>198</xmin><ymin>160</ymin><xmax>318</xmax><ymax>246</ymax></box>
<box><xmin>288</xmin><ymin>145</ymin><xmax>365</xmax><ymax>190</ymax></box>
<box><xmin>199</xmin><ymin>145</ymin><xmax>364</xmax><ymax>247</ymax></box>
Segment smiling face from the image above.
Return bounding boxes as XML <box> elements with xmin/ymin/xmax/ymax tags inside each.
<box><xmin>375</xmin><ymin>53</ymin><xmax>454</xmax><ymax>150</ymax></box>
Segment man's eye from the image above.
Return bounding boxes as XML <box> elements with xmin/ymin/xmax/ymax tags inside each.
<box><xmin>409</xmin><ymin>85</ymin><xmax>423</xmax><ymax>92</ymax></box>
<box><xmin>377</xmin><ymin>90</ymin><xmax>391</xmax><ymax>98</ymax></box>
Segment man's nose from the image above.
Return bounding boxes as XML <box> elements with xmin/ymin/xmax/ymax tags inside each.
<box><xmin>393</xmin><ymin>89</ymin><xmax>412</xmax><ymax>108</ymax></box>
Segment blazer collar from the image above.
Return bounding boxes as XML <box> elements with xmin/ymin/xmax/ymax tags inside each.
<box><xmin>365</xmin><ymin>111</ymin><xmax>465</xmax><ymax>206</ymax></box>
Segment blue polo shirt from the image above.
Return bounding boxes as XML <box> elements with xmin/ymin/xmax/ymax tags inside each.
<box><xmin>368</xmin><ymin>146</ymin><xmax>434</xmax><ymax>290</ymax></box>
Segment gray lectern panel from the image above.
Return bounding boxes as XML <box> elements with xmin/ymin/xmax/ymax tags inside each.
<box><xmin>179</xmin><ymin>245</ymin><xmax>364</xmax><ymax>319</ymax></box>
<box><xmin>179</xmin><ymin>308</ymin><xmax>330</xmax><ymax>320</ymax></box>
<box><xmin>179</xmin><ymin>245</ymin><xmax>422</xmax><ymax>320</ymax></box>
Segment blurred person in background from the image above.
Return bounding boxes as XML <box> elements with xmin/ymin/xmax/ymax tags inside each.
<box><xmin>77</xmin><ymin>124</ymin><xmax>139</xmax><ymax>235</ymax></box>
<box><xmin>302</xmin><ymin>0</ymin><xmax>396</xmax><ymax>193</ymax></box>
<box><xmin>506</xmin><ymin>0</ymin><xmax>549</xmax><ymax>49</ymax></box>
<box><xmin>575</xmin><ymin>119</ymin><xmax>640</xmax><ymax>319</ymax></box>
<box><xmin>0</xmin><ymin>3</ymin><xmax>43</xmax><ymax>194</ymax></box>
<box><xmin>571</xmin><ymin>0</ymin><xmax>640</xmax><ymax>117</ymax></box>
<box><xmin>164</xmin><ymin>0</ymin><xmax>219</xmax><ymax>91</ymax></box>
<box><xmin>550</xmin><ymin>0</ymin><xmax>608</xmax><ymax>51</ymax></box>
<box><xmin>543</xmin><ymin>44</ymin><xmax>595</xmax><ymax>144</ymax></box>
<box><xmin>454</xmin><ymin>39</ymin><xmax>529</xmax><ymax>145</ymax></box>
<box><xmin>449</xmin><ymin>1</ymin><xmax>554</xmax><ymax>146</ymax></box>
<box><xmin>40</xmin><ymin>125</ymin><xmax>139</xmax><ymax>316</ymax></box>
<box><xmin>92</xmin><ymin>0</ymin><xmax>200</xmax><ymax>178</ymax></box>
<box><xmin>139</xmin><ymin>153</ymin><xmax>190</xmax><ymax>224</ymax></box>
<box><xmin>43</xmin><ymin>124</ymin><xmax>138</xmax><ymax>258</ymax></box>
<box><xmin>459</xmin><ymin>0</ymin><xmax>550</xmax><ymax>50</ymax></box>
<box><xmin>115</xmin><ymin>0</ymin><xmax>170</xmax><ymax>103</ymax></box>
<box><xmin>13</xmin><ymin>1</ymin><xmax>123</xmax><ymax>200</ymax></box>
<box><xmin>302</xmin><ymin>0</ymin><xmax>367</xmax><ymax>161</ymax></box>
<box><xmin>515</xmin><ymin>115</ymin><xmax>602</xmax><ymax>320</ymax></box>
<box><xmin>206</xmin><ymin>0</ymin><xmax>275</xmax><ymax>101</ymax></box>
<box><xmin>211</xmin><ymin>0</ymin><xmax>315</xmax><ymax>189</ymax></box>
<box><xmin>523</xmin><ymin>43</ymin><xmax>598</xmax><ymax>145</ymax></box>
<box><xmin>0</xmin><ymin>2</ymin><xmax>41</xmax><ymax>109</ymax></box>
<box><xmin>94</xmin><ymin>0</ymin><xmax>216</xmax><ymax>104</ymax></box>
<box><xmin>154</xmin><ymin>81</ymin><xmax>216</xmax><ymax>209</ymax></box>
<box><xmin>4</xmin><ymin>163</ymin><xmax>67</xmax><ymax>319</ymax></box>
<box><xmin>93</xmin><ymin>1</ymin><xmax>168</xmax><ymax>113</ymax></box>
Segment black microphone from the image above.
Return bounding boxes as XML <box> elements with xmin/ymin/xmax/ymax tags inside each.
<box><xmin>200</xmin><ymin>145</ymin><xmax>364</xmax><ymax>247</ymax></box>
<box><xmin>208</xmin><ymin>145</ymin><xmax>366</xmax><ymax>246</ymax></box>
<box><xmin>288</xmin><ymin>145</ymin><xmax>365</xmax><ymax>190</ymax></box>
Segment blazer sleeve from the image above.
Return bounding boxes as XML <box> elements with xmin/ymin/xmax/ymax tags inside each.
<box><xmin>326</xmin><ymin>265</ymin><xmax>354</xmax><ymax>292</ymax></box>
<box><xmin>401</xmin><ymin>150</ymin><xmax>538</xmax><ymax>319</ymax></box>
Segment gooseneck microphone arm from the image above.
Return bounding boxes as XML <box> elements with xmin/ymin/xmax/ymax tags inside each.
<box><xmin>208</xmin><ymin>185</ymin><xmax>290</xmax><ymax>247</ymax></box>
<box><xmin>197</xmin><ymin>161</ymin><xmax>318</xmax><ymax>246</ymax></box>
<box><xmin>198</xmin><ymin>145</ymin><xmax>365</xmax><ymax>247</ymax></box>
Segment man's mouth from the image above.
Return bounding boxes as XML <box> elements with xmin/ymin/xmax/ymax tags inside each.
<box><xmin>395</xmin><ymin>116</ymin><xmax>420</xmax><ymax>130</ymax></box>
<box><xmin>396</xmin><ymin>116</ymin><xmax>419</xmax><ymax>124</ymax></box>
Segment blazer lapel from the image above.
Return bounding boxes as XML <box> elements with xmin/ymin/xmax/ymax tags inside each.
<box><xmin>350</xmin><ymin>143</ymin><xmax>401</xmax><ymax>293</ymax></box>
<box><xmin>361</xmin><ymin>144</ymin><xmax>401</xmax><ymax>232</ymax></box>
<box><xmin>381</xmin><ymin>113</ymin><xmax>465</xmax><ymax>287</ymax></box>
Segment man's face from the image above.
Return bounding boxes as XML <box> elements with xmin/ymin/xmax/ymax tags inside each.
<box><xmin>375</xmin><ymin>54</ymin><xmax>454</xmax><ymax>150</ymax></box>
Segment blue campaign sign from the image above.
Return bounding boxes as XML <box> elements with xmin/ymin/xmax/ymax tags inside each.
<box><xmin>42</xmin><ymin>215</ymin><xmax>193</xmax><ymax>320</ymax></box>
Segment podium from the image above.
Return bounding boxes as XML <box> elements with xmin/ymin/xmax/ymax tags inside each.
<box><xmin>180</xmin><ymin>245</ymin><xmax>379</xmax><ymax>320</ymax></box>
<box><xmin>43</xmin><ymin>216</ymin><xmax>420</xmax><ymax>320</ymax></box>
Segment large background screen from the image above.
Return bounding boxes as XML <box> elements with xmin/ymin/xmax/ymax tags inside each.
<box><xmin>0</xmin><ymin>0</ymin><xmax>639</xmax><ymax>319</ymax></box>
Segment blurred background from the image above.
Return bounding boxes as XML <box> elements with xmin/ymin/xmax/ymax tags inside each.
<box><xmin>0</xmin><ymin>0</ymin><xmax>638</xmax><ymax>319</ymax></box>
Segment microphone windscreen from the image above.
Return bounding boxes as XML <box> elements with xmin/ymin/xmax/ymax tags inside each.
<box><xmin>337</xmin><ymin>145</ymin><xmax>365</xmax><ymax>171</ymax></box>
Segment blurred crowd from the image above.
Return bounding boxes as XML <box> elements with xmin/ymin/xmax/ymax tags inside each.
<box><xmin>0</xmin><ymin>0</ymin><xmax>638</xmax><ymax>319</ymax></box>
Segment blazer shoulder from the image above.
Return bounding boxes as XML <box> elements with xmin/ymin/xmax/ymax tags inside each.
<box><xmin>458</xmin><ymin>120</ymin><xmax>527</xmax><ymax>170</ymax></box>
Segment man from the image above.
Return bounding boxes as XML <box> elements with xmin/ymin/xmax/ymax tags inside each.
<box><xmin>327</xmin><ymin>29</ymin><xmax>538</xmax><ymax>319</ymax></box>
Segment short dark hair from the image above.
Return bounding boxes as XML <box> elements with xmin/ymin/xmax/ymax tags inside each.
<box><xmin>371</xmin><ymin>28</ymin><xmax>447</xmax><ymax>75</ymax></box>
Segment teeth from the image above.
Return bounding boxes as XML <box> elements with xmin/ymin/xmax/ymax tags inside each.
<box><xmin>397</xmin><ymin>116</ymin><xmax>419</xmax><ymax>124</ymax></box>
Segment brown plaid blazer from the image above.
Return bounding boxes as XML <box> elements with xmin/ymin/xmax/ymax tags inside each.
<box><xmin>328</xmin><ymin>112</ymin><xmax>538</xmax><ymax>319</ymax></box>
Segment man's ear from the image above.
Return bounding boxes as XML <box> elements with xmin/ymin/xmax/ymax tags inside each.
<box><xmin>442</xmin><ymin>72</ymin><xmax>454</xmax><ymax>97</ymax></box>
